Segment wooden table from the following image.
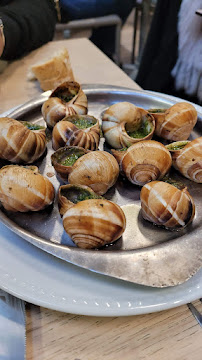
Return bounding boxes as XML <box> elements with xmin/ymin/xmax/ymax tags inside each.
<box><xmin>0</xmin><ymin>38</ymin><xmax>201</xmax><ymax>360</ymax></box>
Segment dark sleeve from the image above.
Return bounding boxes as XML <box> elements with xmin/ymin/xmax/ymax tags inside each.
<box><xmin>135</xmin><ymin>0</ymin><xmax>181</xmax><ymax>94</ymax></box>
<box><xmin>0</xmin><ymin>0</ymin><xmax>57</xmax><ymax>60</ymax></box>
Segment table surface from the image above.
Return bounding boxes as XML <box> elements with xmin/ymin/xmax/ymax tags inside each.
<box><xmin>0</xmin><ymin>38</ymin><xmax>201</xmax><ymax>360</ymax></box>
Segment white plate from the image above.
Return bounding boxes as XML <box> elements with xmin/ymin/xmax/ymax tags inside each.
<box><xmin>0</xmin><ymin>222</ymin><xmax>201</xmax><ymax>316</ymax></box>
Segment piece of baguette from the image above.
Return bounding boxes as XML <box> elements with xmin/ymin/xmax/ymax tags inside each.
<box><xmin>28</xmin><ymin>48</ymin><xmax>75</xmax><ymax>91</ymax></box>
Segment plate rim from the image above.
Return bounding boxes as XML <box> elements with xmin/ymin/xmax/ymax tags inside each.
<box><xmin>0</xmin><ymin>223</ymin><xmax>201</xmax><ymax>316</ymax></box>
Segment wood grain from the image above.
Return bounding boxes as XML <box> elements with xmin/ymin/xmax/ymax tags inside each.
<box><xmin>26</xmin><ymin>300</ymin><xmax>202</xmax><ymax>360</ymax></box>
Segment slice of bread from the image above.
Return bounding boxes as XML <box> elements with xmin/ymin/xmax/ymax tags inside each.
<box><xmin>28</xmin><ymin>48</ymin><xmax>75</xmax><ymax>91</ymax></box>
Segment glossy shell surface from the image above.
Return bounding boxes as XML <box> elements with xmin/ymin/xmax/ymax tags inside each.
<box><xmin>52</xmin><ymin>114</ymin><xmax>100</xmax><ymax>150</ymax></box>
<box><xmin>0</xmin><ymin>165</ymin><xmax>54</xmax><ymax>212</ymax></box>
<box><xmin>42</xmin><ymin>81</ymin><xmax>88</xmax><ymax>128</ymax></box>
<box><xmin>68</xmin><ymin>150</ymin><xmax>119</xmax><ymax>195</ymax></box>
<box><xmin>115</xmin><ymin>140</ymin><xmax>172</xmax><ymax>186</ymax></box>
<box><xmin>168</xmin><ymin>137</ymin><xmax>202</xmax><ymax>183</ymax></box>
<box><xmin>0</xmin><ymin>117</ymin><xmax>46</xmax><ymax>164</ymax></box>
<box><xmin>140</xmin><ymin>181</ymin><xmax>195</xmax><ymax>229</ymax></box>
<box><xmin>102</xmin><ymin>101</ymin><xmax>155</xmax><ymax>149</ymax></box>
<box><xmin>150</xmin><ymin>102</ymin><xmax>197</xmax><ymax>141</ymax></box>
<box><xmin>62</xmin><ymin>197</ymin><xmax>126</xmax><ymax>249</ymax></box>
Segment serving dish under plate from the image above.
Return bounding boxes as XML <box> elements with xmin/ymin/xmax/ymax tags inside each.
<box><xmin>0</xmin><ymin>85</ymin><xmax>201</xmax><ymax>292</ymax></box>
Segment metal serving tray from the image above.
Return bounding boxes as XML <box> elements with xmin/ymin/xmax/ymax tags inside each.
<box><xmin>0</xmin><ymin>85</ymin><xmax>201</xmax><ymax>288</ymax></box>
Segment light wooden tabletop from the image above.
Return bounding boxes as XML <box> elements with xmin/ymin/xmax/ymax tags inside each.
<box><xmin>0</xmin><ymin>38</ymin><xmax>201</xmax><ymax>360</ymax></box>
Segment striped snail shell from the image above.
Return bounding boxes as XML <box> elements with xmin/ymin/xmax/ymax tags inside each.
<box><xmin>0</xmin><ymin>117</ymin><xmax>46</xmax><ymax>164</ymax></box>
<box><xmin>58</xmin><ymin>184</ymin><xmax>126</xmax><ymax>249</ymax></box>
<box><xmin>112</xmin><ymin>140</ymin><xmax>172</xmax><ymax>186</ymax></box>
<box><xmin>102</xmin><ymin>102</ymin><xmax>155</xmax><ymax>149</ymax></box>
<box><xmin>0</xmin><ymin>165</ymin><xmax>54</xmax><ymax>212</ymax></box>
<box><xmin>149</xmin><ymin>102</ymin><xmax>197</xmax><ymax>141</ymax></box>
<box><xmin>42</xmin><ymin>81</ymin><xmax>88</xmax><ymax>128</ymax></box>
<box><xmin>166</xmin><ymin>137</ymin><xmax>202</xmax><ymax>183</ymax></box>
<box><xmin>140</xmin><ymin>181</ymin><xmax>195</xmax><ymax>229</ymax></box>
<box><xmin>67</xmin><ymin>150</ymin><xmax>120</xmax><ymax>195</ymax></box>
<box><xmin>52</xmin><ymin>114</ymin><xmax>100</xmax><ymax>151</ymax></box>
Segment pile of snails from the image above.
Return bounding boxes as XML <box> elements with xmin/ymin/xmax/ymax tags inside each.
<box><xmin>0</xmin><ymin>80</ymin><xmax>201</xmax><ymax>249</ymax></box>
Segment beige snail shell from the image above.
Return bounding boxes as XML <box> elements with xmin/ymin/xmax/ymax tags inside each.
<box><xmin>52</xmin><ymin>114</ymin><xmax>100</xmax><ymax>151</ymax></box>
<box><xmin>68</xmin><ymin>150</ymin><xmax>120</xmax><ymax>195</ymax></box>
<box><xmin>102</xmin><ymin>102</ymin><xmax>155</xmax><ymax>149</ymax></box>
<box><xmin>112</xmin><ymin>140</ymin><xmax>172</xmax><ymax>186</ymax></box>
<box><xmin>42</xmin><ymin>81</ymin><xmax>88</xmax><ymax>128</ymax></box>
<box><xmin>149</xmin><ymin>102</ymin><xmax>197</xmax><ymax>141</ymax></box>
<box><xmin>166</xmin><ymin>137</ymin><xmax>202</xmax><ymax>183</ymax></box>
<box><xmin>0</xmin><ymin>117</ymin><xmax>46</xmax><ymax>164</ymax></box>
<box><xmin>51</xmin><ymin>146</ymin><xmax>89</xmax><ymax>182</ymax></box>
<box><xmin>0</xmin><ymin>165</ymin><xmax>55</xmax><ymax>212</ymax></box>
<box><xmin>58</xmin><ymin>184</ymin><xmax>126</xmax><ymax>249</ymax></box>
<box><xmin>140</xmin><ymin>180</ymin><xmax>195</xmax><ymax>229</ymax></box>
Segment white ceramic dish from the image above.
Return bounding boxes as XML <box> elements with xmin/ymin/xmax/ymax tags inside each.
<box><xmin>0</xmin><ymin>222</ymin><xmax>201</xmax><ymax>316</ymax></box>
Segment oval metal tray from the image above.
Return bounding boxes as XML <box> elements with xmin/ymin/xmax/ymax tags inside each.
<box><xmin>0</xmin><ymin>85</ymin><xmax>201</xmax><ymax>287</ymax></box>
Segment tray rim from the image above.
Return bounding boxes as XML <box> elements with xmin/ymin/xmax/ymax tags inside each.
<box><xmin>0</xmin><ymin>84</ymin><xmax>201</xmax><ymax>290</ymax></box>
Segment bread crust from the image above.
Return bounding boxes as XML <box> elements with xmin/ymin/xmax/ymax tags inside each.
<box><xmin>30</xmin><ymin>48</ymin><xmax>75</xmax><ymax>91</ymax></box>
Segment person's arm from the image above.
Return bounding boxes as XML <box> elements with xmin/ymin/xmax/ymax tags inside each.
<box><xmin>0</xmin><ymin>0</ymin><xmax>57</xmax><ymax>60</ymax></box>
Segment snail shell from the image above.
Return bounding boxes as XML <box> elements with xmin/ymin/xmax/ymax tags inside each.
<box><xmin>166</xmin><ymin>137</ymin><xmax>202</xmax><ymax>183</ymax></box>
<box><xmin>149</xmin><ymin>102</ymin><xmax>197</xmax><ymax>141</ymax></box>
<box><xmin>102</xmin><ymin>102</ymin><xmax>155</xmax><ymax>149</ymax></box>
<box><xmin>58</xmin><ymin>184</ymin><xmax>126</xmax><ymax>249</ymax></box>
<box><xmin>68</xmin><ymin>150</ymin><xmax>120</xmax><ymax>195</ymax></box>
<box><xmin>112</xmin><ymin>140</ymin><xmax>172</xmax><ymax>186</ymax></box>
<box><xmin>0</xmin><ymin>165</ymin><xmax>55</xmax><ymax>212</ymax></box>
<box><xmin>0</xmin><ymin>117</ymin><xmax>46</xmax><ymax>164</ymax></box>
<box><xmin>42</xmin><ymin>81</ymin><xmax>88</xmax><ymax>128</ymax></box>
<box><xmin>140</xmin><ymin>181</ymin><xmax>195</xmax><ymax>229</ymax></box>
<box><xmin>52</xmin><ymin>114</ymin><xmax>100</xmax><ymax>151</ymax></box>
<box><xmin>51</xmin><ymin>146</ymin><xmax>88</xmax><ymax>182</ymax></box>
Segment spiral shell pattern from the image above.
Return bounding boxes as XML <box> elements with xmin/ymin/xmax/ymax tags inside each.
<box><xmin>0</xmin><ymin>165</ymin><xmax>55</xmax><ymax>212</ymax></box>
<box><xmin>0</xmin><ymin>117</ymin><xmax>46</xmax><ymax>164</ymax></box>
<box><xmin>102</xmin><ymin>102</ymin><xmax>155</xmax><ymax>149</ymax></box>
<box><xmin>113</xmin><ymin>140</ymin><xmax>172</xmax><ymax>186</ymax></box>
<box><xmin>68</xmin><ymin>150</ymin><xmax>119</xmax><ymax>195</ymax></box>
<box><xmin>62</xmin><ymin>198</ymin><xmax>126</xmax><ymax>249</ymax></box>
<box><xmin>52</xmin><ymin>115</ymin><xmax>100</xmax><ymax>151</ymax></box>
<box><xmin>42</xmin><ymin>81</ymin><xmax>88</xmax><ymax>128</ymax></box>
<box><xmin>150</xmin><ymin>102</ymin><xmax>197</xmax><ymax>141</ymax></box>
<box><xmin>140</xmin><ymin>181</ymin><xmax>195</xmax><ymax>229</ymax></box>
<box><xmin>169</xmin><ymin>137</ymin><xmax>202</xmax><ymax>183</ymax></box>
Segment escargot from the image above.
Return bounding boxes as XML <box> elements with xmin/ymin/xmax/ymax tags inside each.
<box><xmin>51</xmin><ymin>148</ymin><xmax>119</xmax><ymax>195</ymax></box>
<box><xmin>112</xmin><ymin>140</ymin><xmax>172</xmax><ymax>186</ymax></box>
<box><xmin>67</xmin><ymin>150</ymin><xmax>119</xmax><ymax>195</ymax></box>
<box><xmin>149</xmin><ymin>102</ymin><xmax>197</xmax><ymax>141</ymax></box>
<box><xmin>51</xmin><ymin>146</ymin><xmax>88</xmax><ymax>181</ymax></box>
<box><xmin>166</xmin><ymin>137</ymin><xmax>202</xmax><ymax>183</ymax></box>
<box><xmin>0</xmin><ymin>117</ymin><xmax>46</xmax><ymax>164</ymax></box>
<box><xmin>140</xmin><ymin>180</ymin><xmax>195</xmax><ymax>229</ymax></box>
<box><xmin>102</xmin><ymin>102</ymin><xmax>155</xmax><ymax>149</ymax></box>
<box><xmin>58</xmin><ymin>184</ymin><xmax>126</xmax><ymax>249</ymax></box>
<box><xmin>52</xmin><ymin>114</ymin><xmax>100</xmax><ymax>151</ymax></box>
<box><xmin>0</xmin><ymin>165</ymin><xmax>55</xmax><ymax>212</ymax></box>
<box><xmin>42</xmin><ymin>81</ymin><xmax>88</xmax><ymax>128</ymax></box>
